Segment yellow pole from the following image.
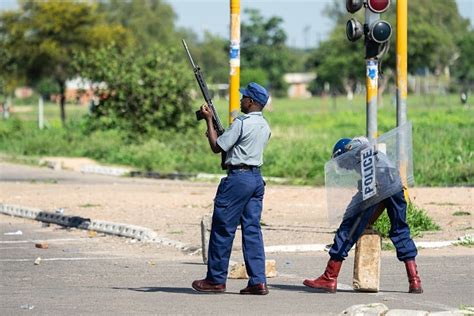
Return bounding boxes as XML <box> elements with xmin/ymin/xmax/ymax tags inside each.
<box><xmin>229</xmin><ymin>0</ymin><xmax>241</xmax><ymax>124</ymax></box>
<box><xmin>366</xmin><ymin>59</ymin><xmax>378</xmax><ymax>141</ymax></box>
<box><xmin>396</xmin><ymin>0</ymin><xmax>409</xmax><ymax>198</ymax></box>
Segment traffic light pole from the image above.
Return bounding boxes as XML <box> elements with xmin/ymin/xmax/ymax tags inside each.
<box><xmin>366</xmin><ymin>58</ymin><xmax>378</xmax><ymax>141</ymax></box>
<box><xmin>364</xmin><ymin>9</ymin><xmax>382</xmax><ymax>141</ymax></box>
<box><xmin>229</xmin><ymin>0</ymin><xmax>241</xmax><ymax>124</ymax></box>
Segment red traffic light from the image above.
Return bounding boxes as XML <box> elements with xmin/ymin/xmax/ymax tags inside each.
<box><xmin>367</xmin><ymin>0</ymin><xmax>390</xmax><ymax>13</ymax></box>
<box><xmin>346</xmin><ymin>0</ymin><xmax>363</xmax><ymax>13</ymax></box>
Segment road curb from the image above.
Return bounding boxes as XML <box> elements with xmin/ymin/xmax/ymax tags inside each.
<box><xmin>1</xmin><ymin>203</ymin><xmax>470</xmax><ymax>254</ymax></box>
<box><xmin>0</xmin><ymin>203</ymin><xmax>189</xmax><ymax>251</ymax></box>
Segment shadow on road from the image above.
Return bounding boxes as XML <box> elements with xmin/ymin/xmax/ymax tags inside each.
<box><xmin>113</xmin><ymin>286</ymin><xmax>198</xmax><ymax>294</ymax></box>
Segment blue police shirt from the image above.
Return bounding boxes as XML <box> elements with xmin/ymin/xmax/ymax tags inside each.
<box><xmin>217</xmin><ymin>112</ymin><xmax>271</xmax><ymax>167</ymax></box>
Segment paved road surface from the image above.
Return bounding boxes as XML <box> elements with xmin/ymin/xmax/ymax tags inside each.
<box><xmin>1</xmin><ymin>218</ymin><xmax>472</xmax><ymax>315</ymax></box>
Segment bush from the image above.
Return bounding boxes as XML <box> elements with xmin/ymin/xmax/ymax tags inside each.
<box><xmin>373</xmin><ymin>202</ymin><xmax>440</xmax><ymax>238</ymax></box>
<box><xmin>74</xmin><ymin>44</ymin><xmax>197</xmax><ymax>138</ymax></box>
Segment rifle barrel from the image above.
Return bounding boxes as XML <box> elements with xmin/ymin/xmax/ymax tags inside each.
<box><xmin>181</xmin><ymin>39</ymin><xmax>196</xmax><ymax>69</ymax></box>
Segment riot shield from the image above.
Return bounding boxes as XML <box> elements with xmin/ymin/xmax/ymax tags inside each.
<box><xmin>325</xmin><ymin>122</ymin><xmax>413</xmax><ymax>226</ymax></box>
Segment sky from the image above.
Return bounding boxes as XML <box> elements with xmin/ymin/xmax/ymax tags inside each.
<box><xmin>0</xmin><ymin>0</ymin><xmax>473</xmax><ymax>48</ymax></box>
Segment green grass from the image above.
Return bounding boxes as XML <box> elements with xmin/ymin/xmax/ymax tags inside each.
<box><xmin>373</xmin><ymin>202</ymin><xmax>441</xmax><ymax>238</ymax></box>
<box><xmin>455</xmin><ymin>235</ymin><xmax>474</xmax><ymax>247</ymax></box>
<box><xmin>0</xmin><ymin>93</ymin><xmax>472</xmax><ymax>186</ymax></box>
<box><xmin>453</xmin><ymin>211</ymin><xmax>471</xmax><ymax>216</ymax></box>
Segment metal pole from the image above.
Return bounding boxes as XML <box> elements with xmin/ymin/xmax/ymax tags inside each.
<box><xmin>3</xmin><ymin>96</ymin><xmax>11</xmax><ymax>120</ymax></box>
<box><xmin>229</xmin><ymin>0</ymin><xmax>241</xmax><ymax>124</ymax></box>
<box><xmin>396</xmin><ymin>0</ymin><xmax>408</xmax><ymax>127</ymax></box>
<box><xmin>38</xmin><ymin>96</ymin><xmax>44</xmax><ymax>130</ymax></box>
<box><xmin>396</xmin><ymin>0</ymin><xmax>409</xmax><ymax>189</ymax></box>
<box><xmin>366</xmin><ymin>59</ymin><xmax>378</xmax><ymax>140</ymax></box>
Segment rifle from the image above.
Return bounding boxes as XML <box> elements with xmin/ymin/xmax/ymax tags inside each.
<box><xmin>182</xmin><ymin>39</ymin><xmax>227</xmax><ymax>169</ymax></box>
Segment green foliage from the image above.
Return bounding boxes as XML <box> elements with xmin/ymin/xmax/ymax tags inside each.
<box><xmin>452</xmin><ymin>28</ymin><xmax>474</xmax><ymax>88</ymax></box>
<box><xmin>455</xmin><ymin>235</ymin><xmax>474</xmax><ymax>247</ymax></box>
<box><xmin>0</xmin><ymin>0</ymin><xmax>131</xmax><ymax>123</ymax></box>
<box><xmin>35</xmin><ymin>78</ymin><xmax>60</xmax><ymax>99</ymax></box>
<box><xmin>98</xmin><ymin>0</ymin><xmax>177</xmax><ymax>50</ymax></box>
<box><xmin>241</xmin><ymin>68</ymin><xmax>269</xmax><ymax>88</ymax></box>
<box><xmin>241</xmin><ymin>9</ymin><xmax>291</xmax><ymax>96</ymax></box>
<box><xmin>453</xmin><ymin>211</ymin><xmax>471</xmax><ymax>216</ymax></box>
<box><xmin>74</xmin><ymin>44</ymin><xmax>196</xmax><ymax>137</ymax></box>
<box><xmin>0</xmin><ymin>95</ymin><xmax>471</xmax><ymax>186</ymax></box>
<box><xmin>194</xmin><ymin>32</ymin><xmax>229</xmax><ymax>84</ymax></box>
<box><xmin>373</xmin><ymin>202</ymin><xmax>441</xmax><ymax>238</ymax></box>
<box><xmin>307</xmin><ymin>0</ymin><xmax>472</xmax><ymax>94</ymax></box>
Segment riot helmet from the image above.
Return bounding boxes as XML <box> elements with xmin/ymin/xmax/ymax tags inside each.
<box><xmin>332</xmin><ymin>138</ymin><xmax>352</xmax><ymax>158</ymax></box>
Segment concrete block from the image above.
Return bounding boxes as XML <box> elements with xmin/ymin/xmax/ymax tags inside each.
<box><xmin>428</xmin><ymin>312</ymin><xmax>465</xmax><ymax>316</ymax></box>
<box><xmin>386</xmin><ymin>310</ymin><xmax>428</xmax><ymax>316</ymax></box>
<box><xmin>353</xmin><ymin>229</ymin><xmax>381</xmax><ymax>292</ymax></box>
<box><xmin>201</xmin><ymin>214</ymin><xmax>212</xmax><ymax>264</ymax></box>
<box><xmin>339</xmin><ymin>303</ymin><xmax>388</xmax><ymax>316</ymax></box>
<box><xmin>228</xmin><ymin>259</ymin><xmax>277</xmax><ymax>279</ymax></box>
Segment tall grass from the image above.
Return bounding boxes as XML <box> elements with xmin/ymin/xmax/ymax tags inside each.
<box><xmin>0</xmin><ymin>93</ymin><xmax>472</xmax><ymax>186</ymax></box>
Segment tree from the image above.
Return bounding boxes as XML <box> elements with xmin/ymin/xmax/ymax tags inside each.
<box><xmin>241</xmin><ymin>9</ymin><xmax>293</xmax><ymax>96</ymax></box>
<box><xmin>98</xmin><ymin>0</ymin><xmax>177</xmax><ymax>51</ymax></box>
<box><xmin>0</xmin><ymin>0</ymin><xmax>131</xmax><ymax>125</ymax></box>
<box><xmin>306</xmin><ymin>0</ymin><xmax>471</xmax><ymax>95</ymax></box>
<box><xmin>74</xmin><ymin>45</ymin><xmax>195</xmax><ymax>137</ymax></box>
<box><xmin>193</xmin><ymin>32</ymin><xmax>229</xmax><ymax>84</ymax></box>
<box><xmin>451</xmin><ymin>27</ymin><xmax>474</xmax><ymax>93</ymax></box>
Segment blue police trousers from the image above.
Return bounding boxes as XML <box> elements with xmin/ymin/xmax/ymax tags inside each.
<box><xmin>329</xmin><ymin>190</ymin><xmax>418</xmax><ymax>262</ymax></box>
<box><xmin>206</xmin><ymin>168</ymin><xmax>266</xmax><ymax>286</ymax></box>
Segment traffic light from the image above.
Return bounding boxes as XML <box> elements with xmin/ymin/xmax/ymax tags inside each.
<box><xmin>346</xmin><ymin>0</ymin><xmax>363</xmax><ymax>13</ymax></box>
<box><xmin>367</xmin><ymin>0</ymin><xmax>390</xmax><ymax>13</ymax></box>
<box><xmin>346</xmin><ymin>18</ymin><xmax>363</xmax><ymax>42</ymax></box>
<box><xmin>345</xmin><ymin>0</ymin><xmax>392</xmax><ymax>58</ymax></box>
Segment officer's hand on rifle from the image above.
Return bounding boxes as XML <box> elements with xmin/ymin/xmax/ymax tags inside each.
<box><xmin>200</xmin><ymin>104</ymin><xmax>213</xmax><ymax>122</ymax></box>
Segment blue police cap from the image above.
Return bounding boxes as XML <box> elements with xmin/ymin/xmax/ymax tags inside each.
<box><xmin>239</xmin><ymin>82</ymin><xmax>270</xmax><ymax>106</ymax></box>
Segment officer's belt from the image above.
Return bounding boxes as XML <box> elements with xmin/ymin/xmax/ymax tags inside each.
<box><xmin>227</xmin><ymin>164</ymin><xmax>260</xmax><ymax>171</ymax></box>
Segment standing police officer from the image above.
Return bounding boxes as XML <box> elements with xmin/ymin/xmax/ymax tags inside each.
<box><xmin>192</xmin><ymin>82</ymin><xmax>272</xmax><ymax>295</ymax></box>
<box><xmin>303</xmin><ymin>137</ymin><xmax>423</xmax><ymax>294</ymax></box>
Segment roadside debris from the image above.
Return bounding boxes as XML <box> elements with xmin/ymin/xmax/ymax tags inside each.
<box><xmin>55</xmin><ymin>208</ymin><xmax>65</xmax><ymax>214</ymax></box>
<box><xmin>35</xmin><ymin>242</ymin><xmax>49</xmax><ymax>249</ymax></box>
<box><xmin>87</xmin><ymin>231</ymin><xmax>97</xmax><ymax>238</ymax></box>
<box><xmin>4</xmin><ymin>230</ymin><xmax>23</xmax><ymax>235</ymax></box>
<box><xmin>34</xmin><ymin>257</ymin><xmax>41</xmax><ymax>265</ymax></box>
<box><xmin>20</xmin><ymin>304</ymin><xmax>35</xmax><ymax>310</ymax></box>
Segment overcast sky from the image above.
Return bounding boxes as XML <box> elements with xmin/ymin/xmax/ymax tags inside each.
<box><xmin>1</xmin><ymin>0</ymin><xmax>473</xmax><ymax>48</ymax></box>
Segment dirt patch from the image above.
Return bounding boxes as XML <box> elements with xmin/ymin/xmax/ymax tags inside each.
<box><xmin>0</xmin><ymin>162</ymin><xmax>472</xmax><ymax>254</ymax></box>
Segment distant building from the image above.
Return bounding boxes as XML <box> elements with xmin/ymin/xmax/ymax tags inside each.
<box><xmin>283</xmin><ymin>72</ymin><xmax>316</xmax><ymax>99</ymax></box>
<box><xmin>283</xmin><ymin>73</ymin><xmax>317</xmax><ymax>99</ymax></box>
<box><xmin>65</xmin><ymin>77</ymin><xmax>94</xmax><ymax>105</ymax></box>
<box><xmin>14</xmin><ymin>87</ymin><xmax>33</xmax><ymax>99</ymax></box>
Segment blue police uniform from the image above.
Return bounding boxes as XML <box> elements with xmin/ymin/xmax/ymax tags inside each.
<box><xmin>303</xmin><ymin>136</ymin><xmax>422</xmax><ymax>294</ymax></box>
<box><xmin>328</xmin><ymin>138</ymin><xmax>418</xmax><ymax>262</ymax></box>
<box><xmin>206</xmin><ymin>112</ymin><xmax>271</xmax><ymax>286</ymax></box>
<box><xmin>329</xmin><ymin>189</ymin><xmax>418</xmax><ymax>261</ymax></box>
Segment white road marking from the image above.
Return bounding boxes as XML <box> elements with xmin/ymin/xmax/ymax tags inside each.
<box><xmin>0</xmin><ymin>238</ymin><xmax>89</xmax><ymax>244</ymax></box>
<box><xmin>0</xmin><ymin>257</ymin><xmax>127</xmax><ymax>262</ymax></box>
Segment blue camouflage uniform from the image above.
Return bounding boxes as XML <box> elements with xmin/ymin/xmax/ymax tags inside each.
<box><xmin>206</xmin><ymin>112</ymin><xmax>271</xmax><ymax>286</ymax></box>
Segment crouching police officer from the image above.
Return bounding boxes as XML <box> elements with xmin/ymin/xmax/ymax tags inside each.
<box><xmin>303</xmin><ymin>137</ymin><xmax>423</xmax><ymax>294</ymax></box>
<box><xmin>192</xmin><ymin>82</ymin><xmax>272</xmax><ymax>295</ymax></box>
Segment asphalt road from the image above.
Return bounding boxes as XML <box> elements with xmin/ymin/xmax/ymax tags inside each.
<box><xmin>1</xmin><ymin>218</ymin><xmax>472</xmax><ymax>315</ymax></box>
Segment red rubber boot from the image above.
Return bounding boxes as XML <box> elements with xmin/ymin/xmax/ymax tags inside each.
<box><xmin>405</xmin><ymin>259</ymin><xmax>423</xmax><ymax>294</ymax></box>
<box><xmin>303</xmin><ymin>259</ymin><xmax>343</xmax><ymax>293</ymax></box>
